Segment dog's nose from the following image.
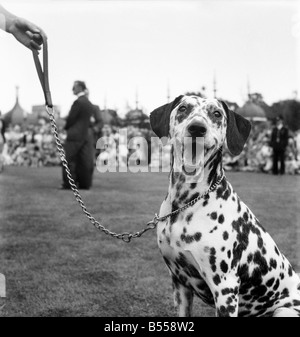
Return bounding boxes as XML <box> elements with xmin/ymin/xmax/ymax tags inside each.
<box><xmin>188</xmin><ymin>123</ymin><xmax>207</xmax><ymax>137</ymax></box>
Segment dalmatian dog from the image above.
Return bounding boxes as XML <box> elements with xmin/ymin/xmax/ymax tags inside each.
<box><xmin>150</xmin><ymin>95</ymin><xmax>300</xmax><ymax>317</ymax></box>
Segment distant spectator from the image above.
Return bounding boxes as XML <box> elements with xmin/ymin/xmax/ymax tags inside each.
<box><xmin>62</xmin><ymin>81</ymin><xmax>96</xmax><ymax>190</ymax></box>
<box><xmin>270</xmin><ymin>117</ymin><xmax>289</xmax><ymax>175</ymax></box>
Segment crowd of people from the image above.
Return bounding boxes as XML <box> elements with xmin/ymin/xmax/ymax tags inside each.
<box><xmin>0</xmin><ymin>122</ymin><xmax>63</xmax><ymax>170</ymax></box>
<box><xmin>1</xmin><ymin>117</ymin><xmax>300</xmax><ymax>175</ymax></box>
<box><xmin>223</xmin><ymin>119</ymin><xmax>300</xmax><ymax>175</ymax></box>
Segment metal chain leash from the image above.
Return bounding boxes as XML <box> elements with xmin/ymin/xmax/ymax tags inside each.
<box><xmin>46</xmin><ymin>106</ymin><xmax>158</xmax><ymax>243</ymax></box>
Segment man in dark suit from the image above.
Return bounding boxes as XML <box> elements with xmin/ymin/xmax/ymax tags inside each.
<box><xmin>61</xmin><ymin>81</ymin><xmax>96</xmax><ymax>189</ymax></box>
<box><xmin>270</xmin><ymin>116</ymin><xmax>289</xmax><ymax>175</ymax></box>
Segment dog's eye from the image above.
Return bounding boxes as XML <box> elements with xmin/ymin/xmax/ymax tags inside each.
<box><xmin>178</xmin><ymin>105</ymin><xmax>187</xmax><ymax>113</ymax></box>
<box><xmin>214</xmin><ymin>111</ymin><xmax>222</xmax><ymax>118</ymax></box>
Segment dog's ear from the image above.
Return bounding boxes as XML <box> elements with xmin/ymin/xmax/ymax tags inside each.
<box><xmin>150</xmin><ymin>95</ymin><xmax>183</xmax><ymax>139</ymax></box>
<box><xmin>221</xmin><ymin>101</ymin><xmax>251</xmax><ymax>156</ymax></box>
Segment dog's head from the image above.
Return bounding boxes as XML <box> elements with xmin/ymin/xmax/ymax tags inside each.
<box><xmin>150</xmin><ymin>95</ymin><xmax>251</xmax><ymax>175</ymax></box>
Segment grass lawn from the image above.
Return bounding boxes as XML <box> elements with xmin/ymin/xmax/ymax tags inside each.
<box><xmin>0</xmin><ymin>166</ymin><xmax>299</xmax><ymax>317</ymax></box>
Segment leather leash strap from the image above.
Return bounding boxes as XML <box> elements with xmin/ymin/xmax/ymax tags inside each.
<box><xmin>32</xmin><ymin>33</ymin><xmax>53</xmax><ymax>108</ymax></box>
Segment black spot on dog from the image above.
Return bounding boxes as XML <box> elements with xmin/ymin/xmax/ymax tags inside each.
<box><xmin>202</xmin><ymin>193</ymin><xmax>210</xmax><ymax>207</ymax></box>
<box><xmin>247</xmin><ymin>253</ymin><xmax>253</xmax><ymax>263</ymax></box>
<box><xmin>253</xmin><ymin>251</ymin><xmax>268</xmax><ymax>275</ymax></box>
<box><xmin>194</xmin><ymin>232</ymin><xmax>202</xmax><ymax>241</ymax></box>
<box><xmin>176</xmin><ymin>253</ymin><xmax>187</xmax><ymax>268</ymax></box>
<box><xmin>237</xmin><ymin>198</ymin><xmax>241</xmax><ymax>213</ymax></box>
<box><xmin>181</xmin><ymin>231</ymin><xmax>202</xmax><ymax>244</ymax></box>
<box><xmin>220</xmin><ymin>260</ymin><xmax>228</xmax><ymax>273</ymax></box>
<box><xmin>257</xmin><ymin>295</ymin><xmax>270</xmax><ymax>304</ymax></box>
<box><xmin>280</xmin><ymin>288</ymin><xmax>289</xmax><ymax>299</ymax></box>
<box><xmin>238</xmin><ymin>263</ymin><xmax>249</xmax><ymax>279</ymax></box>
<box><xmin>273</xmin><ymin>279</ymin><xmax>280</xmax><ymax>291</ymax></box>
<box><xmin>288</xmin><ymin>264</ymin><xmax>293</xmax><ymax>276</ymax></box>
<box><xmin>170</xmin><ymin>201</ymin><xmax>179</xmax><ymax>224</ymax></box>
<box><xmin>226</xmin><ymin>297</ymin><xmax>233</xmax><ymax>305</ymax></box>
<box><xmin>189</xmin><ymin>183</ymin><xmax>197</xmax><ymax>189</ymax></box>
<box><xmin>239</xmin><ymin>310</ymin><xmax>252</xmax><ymax>317</ymax></box>
<box><xmin>186</xmin><ymin>213</ymin><xmax>193</xmax><ymax>224</ymax></box>
<box><xmin>274</xmin><ymin>246</ymin><xmax>280</xmax><ymax>256</ymax></box>
<box><xmin>223</xmin><ymin>231</ymin><xmax>229</xmax><ymax>240</ymax></box>
<box><xmin>209</xmin><ymin>226</ymin><xmax>218</xmax><ymax>234</ymax></box>
<box><xmin>178</xmin><ymin>190</ymin><xmax>189</xmax><ymax>204</ymax></box>
<box><xmin>217</xmin><ymin>304</ymin><xmax>236</xmax><ymax>317</ymax></box>
<box><xmin>185</xmin><ymin>263</ymin><xmax>201</xmax><ymax>279</ymax></box>
<box><xmin>227</xmin><ymin>250</ymin><xmax>231</xmax><ymax>259</ymax></box>
<box><xmin>266</xmin><ymin>278</ymin><xmax>275</xmax><ymax>287</ymax></box>
<box><xmin>210</xmin><ymin>212</ymin><xmax>217</xmax><ymax>220</ymax></box>
<box><xmin>218</xmin><ymin>214</ymin><xmax>225</xmax><ymax>224</ymax></box>
<box><xmin>242</xmin><ymin>295</ymin><xmax>252</xmax><ymax>301</ymax></box>
<box><xmin>213</xmin><ymin>274</ymin><xmax>221</xmax><ymax>286</ymax></box>
<box><xmin>221</xmin><ymin>288</ymin><xmax>232</xmax><ymax>296</ymax></box>
<box><xmin>269</xmin><ymin>258</ymin><xmax>277</xmax><ymax>270</ymax></box>
<box><xmin>178</xmin><ymin>273</ymin><xmax>188</xmax><ymax>285</ymax></box>
<box><xmin>209</xmin><ymin>248</ymin><xmax>217</xmax><ymax>272</ymax></box>
<box><xmin>251</xmin><ymin>267</ymin><xmax>263</xmax><ymax>286</ymax></box>
<box><xmin>207</xmin><ymin>153</ymin><xmax>223</xmax><ymax>186</ymax></box>
<box><xmin>250</xmin><ymin>284</ymin><xmax>268</xmax><ymax>298</ymax></box>
<box><xmin>216</xmin><ymin>178</ymin><xmax>230</xmax><ymax>201</ymax></box>
<box><xmin>293</xmin><ymin>299</ymin><xmax>300</xmax><ymax>306</ymax></box>
<box><xmin>180</xmin><ymin>233</ymin><xmax>194</xmax><ymax>244</ymax></box>
<box><xmin>257</xmin><ymin>237</ymin><xmax>263</xmax><ymax>249</ymax></box>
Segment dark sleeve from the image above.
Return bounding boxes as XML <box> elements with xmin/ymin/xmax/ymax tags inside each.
<box><xmin>283</xmin><ymin>128</ymin><xmax>289</xmax><ymax>147</ymax></box>
<box><xmin>65</xmin><ymin>100</ymin><xmax>81</xmax><ymax>130</ymax></box>
<box><xmin>269</xmin><ymin>128</ymin><xmax>276</xmax><ymax>146</ymax></box>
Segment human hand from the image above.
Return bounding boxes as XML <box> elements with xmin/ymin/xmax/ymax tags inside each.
<box><xmin>7</xmin><ymin>16</ymin><xmax>46</xmax><ymax>51</ymax></box>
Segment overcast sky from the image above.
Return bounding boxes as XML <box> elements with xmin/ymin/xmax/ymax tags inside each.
<box><xmin>0</xmin><ymin>0</ymin><xmax>299</xmax><ymax>117</ymax></box>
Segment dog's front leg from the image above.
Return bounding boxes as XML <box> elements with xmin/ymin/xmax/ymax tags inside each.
<box><xmin>172</xmin><ymin>275</ymin><xmax>194</xmax><ymax>317</ymax></box>
<box><xmin>212</xmin><ymin>277</ymin><xmax>240</xmax><ymax>317</ymax></box>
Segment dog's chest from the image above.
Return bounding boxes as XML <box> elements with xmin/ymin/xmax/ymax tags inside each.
<box><xmin>157</xmin><ymin>185</ymin><xmax>240</xmax><ymax>302</ymax></box>
<box><xmin>157</xmin><ymin>184</ymin><xmax>238</xmax><ymax>256</ymax></box>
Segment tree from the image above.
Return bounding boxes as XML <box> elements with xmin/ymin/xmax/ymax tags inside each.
<box><xmin>271</xmin><ymin>100</ymin><xmax>300</xmax><ymax>131</ymax></box>
<box><xmin>282</xmin><ymin>100</ymin><xmax>300</xmax><ymax>131</ymax></box>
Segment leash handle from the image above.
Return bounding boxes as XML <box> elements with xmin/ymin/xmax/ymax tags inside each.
<box><xmin>32</xmin><ymin>33</ymin><xmax>53</xmax><ymax>108</ymax></box>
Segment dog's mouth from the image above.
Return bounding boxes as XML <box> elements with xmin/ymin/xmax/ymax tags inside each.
<box><xmin>181</xmin><ymin>137</ymin><xmax>212</xmax><ymax>176</ymax></box>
